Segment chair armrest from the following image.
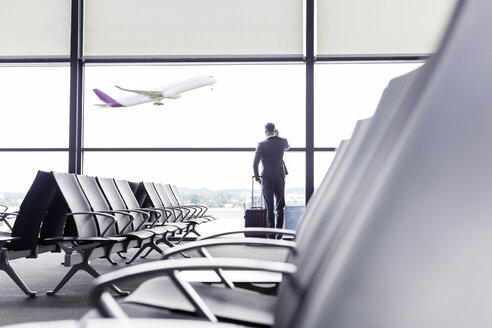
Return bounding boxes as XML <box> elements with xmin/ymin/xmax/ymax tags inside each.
<box><xmin>141</xmin><ymin>207</ymin><xmax>176</xmax><ymax>226</ymax></box>
<box><xmin>159</xmin><ymin>206</ymin><xmax>189</xmax><ymax>222</ymax></box>
<box><xmin>45</xmin><ymin>236</ymin><xmax>116</xmax><ymax>243</ymax></box>
<box><xmin>191</xmin><ymin>204</ymin><xmax>209</xmax><ymax>217</ymax></box>
<box><xmin>135</xmin><ymin>208</ymin><xmax>163</xmax><ymax>229</ymax></box>
<box><xmin>178</xmin><ymin>204</ymin><xmax>207</xmax><ymax>219</ymax></box>
<box><xmin>44</xmin><ymin>236</ymin><xmax>124</xmax><ymax>253</ymax></box>
<box><xmin>0</xmin><ymin>236</ymin><xmax>19</xmax><ymax>248</ymax></box>
<box><xmin>0</xmin><ymin>212</ymin><xmax>18</xmax><ymax>231</ymax></box>
<box><xmin>124</xmin><ymin>209</ymin><xmax>151</xmax><ymax>219</ymax></box>
<box><xmin>97</xmin><ymin>210</ymin><xmax>135</xmax><ymax>234</ymax></box>
<box><xmin>162</xmin><ymin>238</ymin><xmax>297</xmax><ymax>260</ymax></box>
<box><xmin>91</xmin><ymin>258</ymin><xmax>297</xmax><ymax>321</ymax></box>
<box><xmin>121</xmin><ymin>209</ymin><xmax>152</xmax><ymax>231</ymax></box>
<box><xmin>197</xmin><ymin>228</ymin><xmax>297</xmax><ymax>240</ymax></box>
<box><xmin>174</xmin><ymin>206</ymin><xmax>195</xmax><ymax>221</ymax></box>
<box><xmin>0</xmin><ymin>212</ymin><xmax>18</xmax><ymax>217</ymax></box>
<box><xmin>67</xmin><ymin>211</ymin><xmax>117</xmax><ymax>237</ymax></box>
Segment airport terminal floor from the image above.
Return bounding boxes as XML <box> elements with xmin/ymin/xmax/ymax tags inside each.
<box><xmin>0</xmin><ymin>217</ymin><xmax>244</xmax><ymax>326</ymax></box>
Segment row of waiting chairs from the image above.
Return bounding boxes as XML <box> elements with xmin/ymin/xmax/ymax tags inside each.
<box><xmin>0</xmin><ymin>172</ymin><xmax>215</xmax><ymax>296</ymax></box>
<box><xmin>4</xmin><ymin>0</ymin><xmax>492</xmax><ymax>326</ymax></box>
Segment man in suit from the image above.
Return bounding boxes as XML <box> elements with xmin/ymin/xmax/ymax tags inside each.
<box><xmin>253</xmin><ymin>123</ymin><xmax>290</xmax><ymax>234</ymax></box>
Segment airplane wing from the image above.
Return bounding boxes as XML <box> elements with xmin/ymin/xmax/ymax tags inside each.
<box><xmin>115</xmin><ymin>86</ymin><xmax>163</xmax><ymax>99</ymax></box>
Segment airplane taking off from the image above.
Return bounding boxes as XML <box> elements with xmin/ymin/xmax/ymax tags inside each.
<box><xmin>93</xmin><ymin>75</ymin><xmax>217</xmax><ymax>107</ymax></box>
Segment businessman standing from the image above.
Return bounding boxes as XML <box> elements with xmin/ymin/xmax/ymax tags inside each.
<box><xmin>253</xmin><ymin>122</ymin><xmax>290</xmax><ymax>234</ymax></box>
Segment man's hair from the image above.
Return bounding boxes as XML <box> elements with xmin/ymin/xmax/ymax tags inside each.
<box><xmin>265</xmin><ymin>122</ymin><xmax>275</xmax><ymax>133</ymax></box>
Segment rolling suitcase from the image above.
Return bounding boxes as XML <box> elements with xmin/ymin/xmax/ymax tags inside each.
<box><xmin>244</xmin><ymin>176</ymin><xmax>268</xmax><ymax>237</ymax></box>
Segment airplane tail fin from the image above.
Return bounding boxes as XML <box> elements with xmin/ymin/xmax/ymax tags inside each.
<box><xmin>93</xmin><ymin>89</ymin><xmax>123</xmax><ymax>107</ymax></box>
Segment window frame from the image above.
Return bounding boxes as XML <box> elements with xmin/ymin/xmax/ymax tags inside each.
<box><xmin>0</xmin><ymin>0</ymin><xmax>434</xmax><ymax>203</ymax></box>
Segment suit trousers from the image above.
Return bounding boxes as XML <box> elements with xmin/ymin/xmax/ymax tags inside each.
<box><xmin>261</xmin><ymin>178</ymin><xmax>286</xmax><ymax>229</ymax></box>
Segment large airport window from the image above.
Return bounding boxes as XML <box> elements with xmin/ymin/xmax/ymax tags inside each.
<box><xmin>0</xmin><ymin>67</ymin><xmax>70</xmax><ymax>147</ymax></box>
<box><xmin>314</xmin><ymin>62</ymin><xmax>423</xmax><ymax>148</ymax></box>
<box><xmin>0</xmin><ymin>152</ymin><xmax>68</xmax><ymax>210</ymax></box>
<box><xmin>84</xmin><ymin>64</ymin><xmax>305</xmax><ymax>148</ymax></box>
<box><xmin>83</xmin><ymin>151</ymin><xmax>305</xmax><ymax>207</ymax></box>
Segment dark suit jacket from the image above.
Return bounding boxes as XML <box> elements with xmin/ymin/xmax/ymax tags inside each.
<box><xmin>253</xmin><ymin>136</ymin><xmax>290</xmax><ymax>181</ymax></box>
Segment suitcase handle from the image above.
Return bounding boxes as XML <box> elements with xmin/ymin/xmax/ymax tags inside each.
<box><xmin>251</xmin><ymin>176</ymin><xmax>263</xmax><ymax>208</ymax></box>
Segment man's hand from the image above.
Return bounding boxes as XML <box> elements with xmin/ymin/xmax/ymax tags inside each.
<box><xmin>256</xmin><ymin>178</ymin><xmax>262</xmax><ymax>185</ymax></box>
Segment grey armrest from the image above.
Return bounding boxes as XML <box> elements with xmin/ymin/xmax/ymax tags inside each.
<box><xmin>0</xmin><ymin>212</ymin><xmax>18</xmax><ymax>231</ymax></box>
<box><xmin>97</xmin><ymin>210</ymin><xmax>136</xmax><ymax>234</ymax></box>
<box><xmin>68</xmin><ymin>211</ymin><xmax>117</xmax><ymax>237</ymax></box>
<box><xmin>136</xmin><ymin>208</ymin><xmax>163</xmax><ymax>229</ymax></box>
<box><xmin>162</xmin><ymin>238</ymin><xmax>297</xmax><ymax>259</ymax></box>
<box><xmin>197</xmin><ymin>228</ymin><xmax>297</xmax><ymax>240</ymax></box>
<box><xmin>91</xmin><ymin>258</ymin><xmax>297</xmax><ymax>321</ymax></box>
<box><xmin>123</xmin><ymin>209</ymin><xmax>151</xmax><ymax>219</ymax></box>
<box><xmin>0</xmin><ymin>211</ymin><xmax>18</xmax><ymax>217</ymax></box>
<box><xmin>0</xmin><ymin>236</ymin><xmax>19</xmax><ymax>247</ymax></box>
<box><xmin>44</xmin><ymin>236</ymin><xmax>123</xmax><ymax>252</ymax></box>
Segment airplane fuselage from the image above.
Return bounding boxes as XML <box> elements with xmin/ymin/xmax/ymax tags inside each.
<box><xmin>93</xmin><ymin>75</ymin><xmax>217</xmax><ymax>108</ymax></box>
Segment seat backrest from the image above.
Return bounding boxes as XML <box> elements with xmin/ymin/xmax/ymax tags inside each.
<box><xmin>153</xmin><ymin>183</ymin><xmax>175</xmax><ymax>207</ymax></box>
<box><xmin>285</xmin><ymin>1</ymin><xmax>492</xmax><ymax>327</ymax></box>
<box><xmin>9</xmin><ymin>170</ymin><xmax>59</xmax><ymax>251</ymax></box>
<box><xmin>132</xmin><ymin>181</ymin><xmax>149</xmax><ymax>207</ymax></box>
<box><xmin>39</xmin><ymin>187</ymin><xmax>72</xmax><ymax>242</ymax></box>
<box><xmin>97</xmin><ymin>177</ymin><xmax>147</xmax><ymax>232</ymax></box>
<box><xmin>274</xmin><ymin>61</ymin><xmax>435</xmax><ymax>326</ymax></box>
<box><xmin>114</xmin><ymin>179</ymin><xmax>141</xmax><ymax>210</ymax></box>
<box><xmin>154</xmin><ymin>183</ymin><xmax>182</xmax><ymax>222</ymax></box>
<box><xmin>294</xmin><ymin>137</ymin><xmax>350</xmax><ymax>237</ymax></box>
<box><xmin>52</xmin><ymin>172</ymin><xmax>101</xmax><ymax>238</ymax></box>
<box><xmin>153</xmin><ymin>183</ymin><xmax>182</xmax><ymax>222</ymax></box>
<box><xmin>161</xmin><ymin>184</ymin><xmax>180</xmax><ymax>207</ymax></box>
<box><xmin>282</xmin><ymin>138</ymin><xmax>350</xmax><ymax>239</ymax></box>
<box><xmin>287</xmin><ymin>116</ymin><xmax>373</xmax><ymax>249</ymax></box>
<box><xmin>76</xmin><ymin>175</ymin><xmax>121</xmax><ymax>236</ymax></box>
<box><xmin>169</xmin><ymin>185</ymin><xmax>184</xmax><ymax>206</ymax></box>
<box><xmin>141</xmin><ymin>182</ymin><xmax>176</xmax><ymax>223</ymax></box>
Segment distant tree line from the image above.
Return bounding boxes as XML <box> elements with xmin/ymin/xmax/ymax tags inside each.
<box><xmin>182</xmin><ymin>191</ymin><xmax>243</xmax><ymax>208</ymax></box>
<box><xmin>0</xmin><ymin>192</ymin><xmax>25</xmax><ymax>209</ymax></box>
<box><xmin>180</xmin><ymin>187</ymin><xmax>305</xmax><ymax>208</ymax></box>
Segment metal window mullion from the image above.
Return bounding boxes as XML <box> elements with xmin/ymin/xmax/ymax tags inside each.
<box><xmin>69</xmin><ymin>0</ymin><xmax>84</xmax><ymax>174</ymax></box>
<box><xmin>305</xmin><ymin>0</ymin><xmax>315</xmax><ymax>203</ymax></box>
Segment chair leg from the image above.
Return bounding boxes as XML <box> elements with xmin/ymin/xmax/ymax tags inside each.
<box><xmin>176</xmin><ymin>233</ymin><xmax>188</xmax><ymax>244</ymax></box>
<box><xmin>150</xmin><ymin>242</ymin><xmax>164</xmax><ymax>255</ymax></box>
<box><xmin>102</xmin><ymin>254</ymin><xmax>118</xmax><ymax>265</ymax></box>
<box><xmin>47</xmin><ymin>250</ymin><xmax>130</xmax><ymax>296</ymax></box>
<box><xmin>139</xmin><ymin>247</ymin><xmax>153</xmax><ymax>259</ymax></box>
<box><xmin>126</xmin><ymin>245</ymin><xmax>149</xmax><ymax>264</ymax></box>
<box><xmin>138</xmin><ymin>233</ymin><xmax>166</xmax><ymax>259</ymax></box>
<box><xmin>156</xmin><ymin>234</ymin><xmax>175</xmax><ymax>248</ymax></box>
<box><xmin>176</xmin><ymin>225</ymin><xmax>200</xmax><ymax>244</ymax></box>
<box><xmin>116</xmin><ymin>252</ymin><xmax>127</xmax><ymax>259</ymax></box>
<box><xmin>0</xmin><ymin>250</ymin><xmax>37</xmax><ymax>296</ymax></box>
<box><xmin>188</xmin><ymin>225</ymin><xmax>201</xmax><ymax>237</ymax></box>
<box><xmin>102</xmin><ymin>245</ymin><xmax>119</xmax><ymax>265</ymax></box>
<box><xmin>46</xmin><ymin>263</ymin><xmax>86</xmax><ymax>295</ymax></box>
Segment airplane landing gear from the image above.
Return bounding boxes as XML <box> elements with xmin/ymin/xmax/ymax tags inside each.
<box><xmin>153</xmin><ymin>102</ymin><xmax>164</xmax><ymax>106</ymax></box>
